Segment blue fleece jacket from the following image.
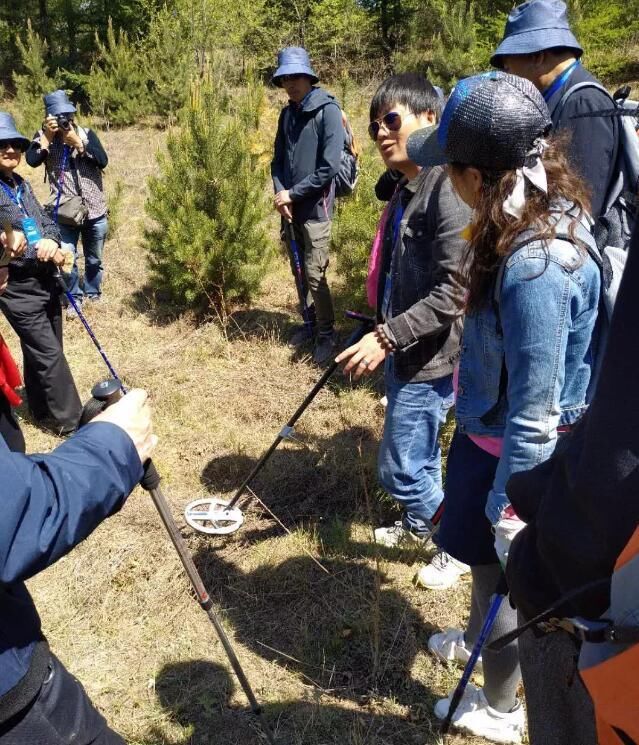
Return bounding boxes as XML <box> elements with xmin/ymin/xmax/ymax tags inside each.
<box><xmin>271</xmin><ymin>87</ymin><xmax>344</xmax><ymax>224</ymax></box>
<box><xmin>0</xmin><ymin>422</ymin><xmax>142</xmax><ymax>723</ymax></box>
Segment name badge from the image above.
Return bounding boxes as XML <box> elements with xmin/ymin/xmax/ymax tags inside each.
<box><xmin>22</xmin><ymin>217</ymin><xmax>42</xmax><ymax>247</ymax></box>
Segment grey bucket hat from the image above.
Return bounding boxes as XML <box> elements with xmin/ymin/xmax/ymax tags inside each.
<box><xmin>491</xmin><ymin>0</ymin><xmax>583</xmax><ymax>69</ymax></box>
<box><xmin>272</xmin><ymin>47</ymin><xmax>319</xmax><ymax>87</ymax></box>
<box><xmin>407</xmin><ymin>72</ymin><xmax>552</xmax><ymax>172</ymax></box>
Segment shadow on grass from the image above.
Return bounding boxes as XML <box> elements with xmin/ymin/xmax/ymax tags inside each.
<box><xmin>146</xmin><ymin>659</ymin><xmax>444</xmax><ymax>744</ymax></box>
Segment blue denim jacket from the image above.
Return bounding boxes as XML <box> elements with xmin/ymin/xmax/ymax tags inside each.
<box><xmin>455</xmin><ymin>212</ymin><xmax>600</xmax><ymax>525</ymax></box>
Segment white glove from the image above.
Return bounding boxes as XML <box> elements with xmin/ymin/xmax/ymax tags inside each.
<box><xmin>493</xmin><ymin>507</ymin><xmax>526</xmax><ymax>569</ymax></box>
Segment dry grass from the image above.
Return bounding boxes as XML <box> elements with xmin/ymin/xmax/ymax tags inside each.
<box><xmin>3</xmin><ymin>122</ymin><xmax>494</xmax><ymax>745</ymax></box>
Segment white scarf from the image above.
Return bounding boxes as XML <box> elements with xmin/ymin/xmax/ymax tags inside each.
<box><xmin>502</xmin><ymin>138</ymin><xmax>549</xmax><ymax>219</ymax></box>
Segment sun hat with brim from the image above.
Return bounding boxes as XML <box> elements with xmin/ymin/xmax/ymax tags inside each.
<box><xmin>491</xmin><ymin>0</ymin><xmax>582</xmax><ymax>69</ymax></box>
<box><xmin>272</xmin><ymin>47</ymin><xmax>319</xmax><ymax>87</ymax></box>
<box><xmin>407</xmin><ymin>71</ymin><xmax>552</xmax><ymax>172</ymax></box>
<box><xmin>0</xmin><ymin>112</ymin><xmax>30</xmax><ymax>151</ymax></box>
<box><xmin>43</xmin><ymin>89</ymin><xmax>77</xmax><ymax>117</ymax></box>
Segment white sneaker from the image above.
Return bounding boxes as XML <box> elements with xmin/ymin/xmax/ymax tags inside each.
<box><xmin>434</xmin><ymin>683</ymin><xmax>525</xmax><ymax>744</ymax></box>
<box><xmin>414</xmin><ymin>549</ymin><xmax>470</xmax><ymax>589</ymax></box>
<box><xmin>428</xmin><ymin>628</ymin><xmax>482</xmax><ymax>672</ymax></box>
<box><xmin>374</xmin><ymin>521</ymin><xmax>424</xmax><ymax>548</ymax></box>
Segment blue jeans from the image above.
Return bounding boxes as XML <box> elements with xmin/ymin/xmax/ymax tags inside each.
<box><xmin>60</xmin><ymin>214</ymin><xmax>108</xmax><ymax>300</ymax></box>
<box><xmin>377</xmin><ymin>356</ymin><xmax>454</xmax><ymax>537</ymax></box>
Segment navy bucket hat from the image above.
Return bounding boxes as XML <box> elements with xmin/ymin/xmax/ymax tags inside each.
<box><xmin>272</xmin><ymin>47</ymin><xmax>319</xmax><ymax>87</ymax></box>
<box><xmin>43</xmin><ymin>89</ymin><xmax>77</xmax><ymax>117</ymax></box>
<box><xmin>491</xmin><ymin>0</ymin><xmax>583</xmax><ymax>69</ymax></box>
<box><xmin>406</xmin><ymin>72</ymin><xmax>552</xmax><ymax>172</ymax></box>
<box><xmin>0</xmin><ymin>112</ymin><xmax>30</xmax><ymax>151</ymax></box>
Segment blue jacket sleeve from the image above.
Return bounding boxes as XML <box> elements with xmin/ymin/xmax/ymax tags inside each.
<box><xmin>0</xmin><ymin>422</ymin><xmax>142</xmax><ymax>585</ymax></box>
<box><xmin>271</xmin><ymin>109</ymin><xmax>287</xmax><ymax>194</ymax></box>
<box><xmin>288</xmin><ymin>103</ymin><xmax>343</xmax><ymax>202</ymax></box>
<box><xmin>485</xmin><ymin>257</ymin><xmax>570</xmax><ymax>524</ymax></box>
<box><xmin>82</xmin><ymin>129</ymin><xmax>108</xmax><ymax>169</ymax></box>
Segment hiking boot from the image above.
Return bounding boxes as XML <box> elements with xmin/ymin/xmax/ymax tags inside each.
<box><xmin>288</xmin><ymin>322</ymin><xmax>316</xmax><ymax>347</ymax></box>
<box><xmin>312</xmin><ymin>330</ymin><xmax>339</xmax><ymax>365</ymax></box>
<box><xmin>434</xmin><ymin>683</ymin><xmax>525</xmax><ymax>744</ymax></box>
<box><xmin>428</xmin><ymin>627</ymin><xmax>482</xmax><ymax>672</ymax></box>
<box><xmin>374</xmin><ymin>521</ymin><xmax>428</xmax><ymax>548</ymax></box>
<box><xmin>414</xmin><ymin>549</ymin><xmax>470</xmax><ymax>590</ymax></box>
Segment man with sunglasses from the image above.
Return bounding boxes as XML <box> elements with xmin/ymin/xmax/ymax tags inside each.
<box><xmin>271</xmin><ymin>47</ymin><xmax>345</xmax><ymax>365</ymax></box>
<box><xmin>337</xmin><ymin>74</ymin><xmax>471</xmax><ymax>590</ymax></box>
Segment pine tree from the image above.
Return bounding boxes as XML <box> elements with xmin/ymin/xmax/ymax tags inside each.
<box><xmin>144</xmin><ymin>69</ymin><xmax>274</xmax><ymax>313</ymax></box>
<box><xmin>86</xmin><ymin>18</ymin><xmax>151</xmax><ymax>127</ymax></box>
<box><xmin>12</xmin><ymin>20</ymin><xmax>56</xmax><ymax>136</ymax></box>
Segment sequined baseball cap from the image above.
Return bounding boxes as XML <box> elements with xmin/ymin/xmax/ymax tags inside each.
<box><xmin>406</xmin><ymin>71</ymin><xmax>552</xmax><ymax>172</ymax></box>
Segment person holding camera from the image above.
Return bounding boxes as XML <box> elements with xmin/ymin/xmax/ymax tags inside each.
<box><xmin>0</xmin><ymin>387</ymin><xmax>156</xmax><ymax>745</ymax></box>
<box><xmin>0</xmin><ymin>111</ymin><xmax>81</xmax><ymax>435</ymax></box>
<box><xmin>26</xmin><ymin>89</ymin><xmax>108</xmax><ymax>316</ymax></box>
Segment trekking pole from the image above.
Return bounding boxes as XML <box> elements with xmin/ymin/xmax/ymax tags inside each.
<box><xmin>285</xmin><ymin>221</ymin><xmax>314</xmax><ymax>339</ymax></box>
<box><xmin>184</xmin><ymin>311</ymin><xmax>375</xmax><ymax>535</ymax></box>
<box><xmin>441</xmin><ymin>578</ymin><xmax>507</xmax><ymax>738</ymax></box>
<box><xmin>57</xmin><ymin>278</ymin><xmax>277</xmax><ymax>745</ymax></box>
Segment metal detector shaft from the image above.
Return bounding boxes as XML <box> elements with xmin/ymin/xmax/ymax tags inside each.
<box><xmin>226</xmin><ymin>317</ymin><xmax>374</xmax><ymax>512</ymax></box>
<box><xmin>285</xmin><ymin>221</ymin><xmax>314</xmax><ymax>336</ymax></box>
<box><xmin>141</xmin><ymin>464</ymin><xmax>276</xmax><ymax>744</ymax></box>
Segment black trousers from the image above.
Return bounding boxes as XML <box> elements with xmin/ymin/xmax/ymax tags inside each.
<box><xmin>0</xmin><ymin>269</ymin><xmax>81</xmax><ymax>432</ymax></box>
<box><xmin>0</xmin><ymin>395</ymin><xmax>25</xmax><ymax>453</ymax></box>
<box><xmin>0</xmin><ymin>655</ymin><xmax>124</xmax><ymax>745</ymax></box>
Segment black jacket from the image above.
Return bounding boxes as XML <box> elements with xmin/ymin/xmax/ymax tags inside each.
<box><xmin>546</xmin><ymin>64</ymin><xmax>618</xmax><ymax>220</ymax></box>
<box><xmin>377</xmin><ymin>166</ymin><xmax>471</xmax><ymax>382</ymax></box>
<box><xmin>506</xmin><ymin>223</ymin><xmax>639</xmax><ymax>622</ymax></box>
<box><xmin>271</xmin><ymin>87</ymin><xmax>344</xmax><ymax>224</ymax></box>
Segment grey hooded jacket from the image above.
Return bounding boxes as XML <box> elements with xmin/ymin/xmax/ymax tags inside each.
<box><xmin>271</xmin><ymin>87</ymin><xmax>344</xmax><ymax>224</ymax></box>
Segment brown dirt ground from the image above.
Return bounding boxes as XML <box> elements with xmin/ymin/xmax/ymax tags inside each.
<box><xmin>3</xmin><ymin>117</ymin><xmax>507</xmax><ymax>745</ymax></box>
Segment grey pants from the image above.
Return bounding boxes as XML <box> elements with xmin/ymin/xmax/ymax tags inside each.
<box><xmin>287</xmin><ymin>219</ymin><xmax>335</xmax><ymax>334</ymax></box>
<box><xmin>466</xmin><ymin>564</ymin><xmax>521</xmax><ymax>712</ymax></box>
<box><xmin>518</xmin><ymin>618</ymin><xmax>598</xmax><ymax>745</ymax></box>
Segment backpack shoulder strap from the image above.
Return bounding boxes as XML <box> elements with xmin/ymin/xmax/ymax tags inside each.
<box><xmin>557</xmin><ymin>81</ymin><xmax>614</xmax><ymax>119</ymax></box>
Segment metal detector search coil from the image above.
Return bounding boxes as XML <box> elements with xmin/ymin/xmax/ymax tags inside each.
<box><xmin>184</xmin><ymin>498</ymin><xmax>244</xmax><ymax>534</ymax></box>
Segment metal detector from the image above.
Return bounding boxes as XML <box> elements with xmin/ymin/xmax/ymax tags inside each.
<box><xmin>57</xmin><ymin>275</ymin><xmax>278</xmax><ymax>745</ymax></box>
<box><xmin>184</xmin><ymin>310</ymin><xmax>375</xmax><ymax>536</ymax></box>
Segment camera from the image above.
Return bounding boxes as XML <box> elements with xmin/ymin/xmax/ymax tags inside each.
<box><xmin>56</xmin><ymin>114</ymin><xmax>72</xmax><ymax>131</ymax></box>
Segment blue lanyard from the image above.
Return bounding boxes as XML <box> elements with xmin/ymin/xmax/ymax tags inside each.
<box><xmin>543</xmin><ymin>60</ymin><xmax>580</xmax><ymax>102</ymax></box>
<box><xmin>0</xmin><ymin>180</ymin><xmax>27</xmax><ymax>216</ymax></box>
<box><xmin>53</xmin><ymin>145</ymin><xmax>71</xmax><ymax>224</ymax></box>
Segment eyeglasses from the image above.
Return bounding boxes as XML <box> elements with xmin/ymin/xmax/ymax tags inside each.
<box><xmin>0</xmin><ymin>140</ymin><xmax>23</xmax><ymax>152</ymax></box>
<box><xmin>279</xmin><ymin>74</ymin><xmax>305</xmax><ymax>83</ymax></box>
<box><xmin>368</xmin><ymin>111</ymin><xmax>415</xmax><ymax>141</ymax></box>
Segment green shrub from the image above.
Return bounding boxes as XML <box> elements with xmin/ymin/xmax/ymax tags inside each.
<box><xmin>144</xmin><ymin>70</ymin><xmax>274</xmax><ymax>313</ymax></box>
<box><xmin>331</xmin><ymin>145</ymin><xmax>385</xmax><ymax>311</ymax></box>
<box><xmin>87</xmin><ymin>19</ymin><xmax>151</xmax><ymax>127</ymax></box>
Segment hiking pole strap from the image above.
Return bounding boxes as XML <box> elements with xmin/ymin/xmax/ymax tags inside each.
<box><xmin>226</xmin><ymin>315</ymin><xmax>375</xmax><ymax>511</ymax></box>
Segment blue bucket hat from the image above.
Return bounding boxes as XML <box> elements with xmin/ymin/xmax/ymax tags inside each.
<box><xmin>491</xmin><ymin>0</ymin><xmax>583</xmax><ymax>69</ymax></box>
<box><xmin>272</xmin><ymin>47</ymin><xmax>319</xmax><ymax>87</ymax></box>
<box><xmin>407</xmin><ymin>72</ymin><xmax>552</xmax><ymax>172</ymax></box>
<box><xmin>43</xmin><ymin>89</ymin><xmax>77</xmax><ymax>117</ymax></box>
<box><xmin>0</xmin><ymin>112</ymin><xmax>30</xmax><ymax>151</ymax></box>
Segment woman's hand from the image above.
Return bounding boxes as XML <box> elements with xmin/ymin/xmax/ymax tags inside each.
<box><xmin>63</xmin><ymin>128</ymin><xmax>84</xmax><ymax>152</ymax></box>
<box><xmin>335</xmin><ymin>330</ymin><xmax>388</xmax><ymax>380</ymax></box>
<box><xmin>42</xmin><ymin>115</ymin><xmax>58</xmax><ymax>142</ymax></box>
<box><xmin>1</xmin><ymin>228</ymin><xmax>27</xmax><ymax>257</ymax></box>
<box><xmin>92</xmin><ymin>389</ymin><xmax>158</xmax><ymax>464</ymax></box>
<box><xmin>36</xmin><ymin>238</ymin><xmax>61</xmax><ymax>263</ymax></box>
<box><xmin>0</xmin><ymin>267</ymin><xmax>8</xmax><ymax>294</ymax></box>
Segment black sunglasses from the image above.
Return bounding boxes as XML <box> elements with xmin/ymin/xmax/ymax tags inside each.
<box><xmin>0</xmin><ymin>139</ymin><xmax>24</xmax><ymax>152</ymax></box>
<box><xmin>368</xmin><ymin>111</ymin><xmax>406</xmax><ymax>141</ymax></box>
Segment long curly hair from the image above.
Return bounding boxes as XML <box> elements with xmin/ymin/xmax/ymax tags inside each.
<box><xmin>452</xmin><ymin>136</ymin><xmax>591</xmax><ymax>314</ymax></box>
